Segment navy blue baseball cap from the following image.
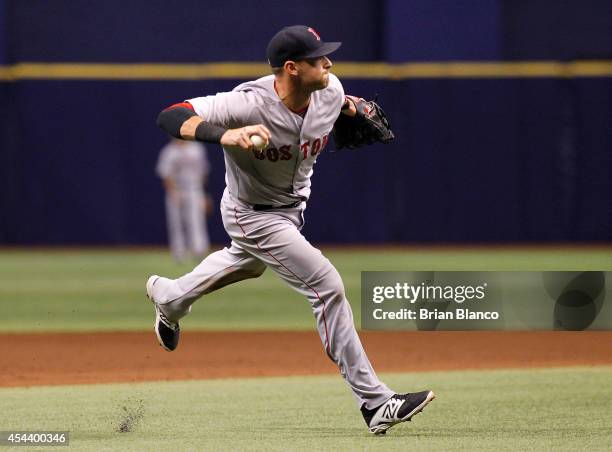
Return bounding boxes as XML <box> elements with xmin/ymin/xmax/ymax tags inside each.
<box><xmin>266</xmin><ymin>25</ymin><xmax>342</xmax><ymax>67</ymax></box>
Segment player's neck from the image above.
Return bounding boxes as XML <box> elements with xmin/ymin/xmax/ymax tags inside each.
<box><xmin>274</xmin><ymin>78</ymin><xmax>311</xmax><ymax>113</ymax></box>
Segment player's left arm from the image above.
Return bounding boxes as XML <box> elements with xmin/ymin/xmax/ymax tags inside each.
<box><xmin>340</xmin><ymin>96</ymin><xmax>358</xmax><ymax>117</ymax></box>
<box><xmin>328</xmin><ymin>74</ymin><xmax>357</xmax><ymax>117</ymax></box>
<box><xmin>329</xmin><ymin>75</ymin><xmax>394</xmax><ymax>149</ymax></box>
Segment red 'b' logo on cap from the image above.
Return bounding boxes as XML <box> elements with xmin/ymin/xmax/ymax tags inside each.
<box><xmin>307</xmin><ymin>27</ymin><xmax>321</xmax><ymax>41</ymax></box>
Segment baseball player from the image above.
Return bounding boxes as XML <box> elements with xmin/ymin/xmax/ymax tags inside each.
<box><xmin>148</xmin><ymin>25</ymin><xmax>434</xmax><ymax>434</ymax></box>
<box><xmin>156</xmin><ymin>138</ymin><xmax>211</xmax><ymax>262</ymax></box>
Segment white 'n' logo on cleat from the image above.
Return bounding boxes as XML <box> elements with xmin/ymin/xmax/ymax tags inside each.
<box><xmin>381</xmin><ymin>399</ymin><xmax>403</xmax><ymax>421</ymax></box>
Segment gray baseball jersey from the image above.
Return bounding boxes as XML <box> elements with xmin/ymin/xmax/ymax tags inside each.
<box><xmin>187</xmin><ymin>73</ymin><xmax>344</xmax><ymax>205</ymax></box>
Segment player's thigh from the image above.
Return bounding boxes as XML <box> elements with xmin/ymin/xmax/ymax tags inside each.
<box><xmin>174</xmin><ymin>240</ymin><xmax>266</xmax><ymax>297</ymax></box>
<box><xmin>234</xmin><ymin>221</ymin><xmax>343</xmax><ymax>295</ymax></box>
<box><xmin>224</xmin><ymin>240</ymin><xmax>267</xmax><ymax>276</ymax></box>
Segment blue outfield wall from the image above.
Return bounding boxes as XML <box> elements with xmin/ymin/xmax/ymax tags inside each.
<box><xmin>1</xmin><ymin>0</ymin><xmax>612</xmax><ymax>244</ymax></box>
<box><xmin>384</xmin><ymin>0</ymin><xmax>501</xmax><ymax>61</ymax></box>
<box><xmin>3</xmin><ymin>77</ymin><xmax>611</xmax><ymax>244</ymax></box>
<box><xmin>3</xmin><ymin>0</ymin><xmax>383</xmax><ymax>63</ymax></box>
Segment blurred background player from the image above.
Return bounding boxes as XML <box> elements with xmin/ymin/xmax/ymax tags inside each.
<box><xmin>156</xmin><ymin>138</ymin><xmax>211</xmax><ymax>262</ymax></box>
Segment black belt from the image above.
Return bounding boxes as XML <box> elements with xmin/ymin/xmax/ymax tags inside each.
<box><xmin>253</xmin><ymin>200</ymin><xmax>303</xmax><ymax>211</ymax></box>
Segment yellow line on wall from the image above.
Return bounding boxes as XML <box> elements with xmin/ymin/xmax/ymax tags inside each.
<box><xmin>1</xmin><ymin>61</ymin><xmax>612</xmax><ymax>81</ymax></box>
<box><xmin>0</xmin><ymin>63</ymin><xmax>271</xmax><ymax>80</ymax></box>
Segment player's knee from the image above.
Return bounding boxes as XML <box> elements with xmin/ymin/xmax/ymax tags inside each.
<box><xmin>330</xmin><ymin>284</ymin><xmax>346</xmax><ymax>301</ymax></box>
<box><xmin>245</xmin><ymin>260</ymin><xmax>266</xmax><ymax>278</ymax></box>
<box><xmin>248</xmin><ymin>264</ymin><xmax>266</xmax><ymax>278</ymax></box>
<box><xmin>323</xmin><ymin>270</ymin><xmax>346</xmax><ymax>301</ymax></box>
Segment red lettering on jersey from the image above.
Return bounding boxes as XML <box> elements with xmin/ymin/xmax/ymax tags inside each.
<box><xmin>266</xmin><ymin>147</ymin><xmax>279</xmax><ymax>162</ymax></box>
<box><xmin>279</xmin><ymin>145</ymin><xmax>292</xmax><ymax>160</ymax></box>
<box><xmin>321</xmin><ymin>134</ymin><xmax>329</xmax><ymax>150</ymax></box>
<box><xmin>253</xmin><ymin>149</ymin><xmax>265</xmax><ymax>160</ymax></box>
<box><xmin>301</xmin><ymin>141</ymin><xmax>310</xmax><ymax>159</ymax></box>
<box><xmin>311</xmin><ymin>138</ymin><xmax>321</xmax><ymax>156</ymax></box>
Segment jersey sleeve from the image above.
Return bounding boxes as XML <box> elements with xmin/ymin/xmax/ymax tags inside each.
<box><xmin>186</xmin><ymin>91</ymin><xmax>257</xmax><ymax>128</ymax></box>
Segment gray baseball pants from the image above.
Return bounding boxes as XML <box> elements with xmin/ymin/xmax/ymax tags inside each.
<box><xmin>150</xmin><ymin>189</ymin><xmax>394</xmax><ymax>409</ymax></box>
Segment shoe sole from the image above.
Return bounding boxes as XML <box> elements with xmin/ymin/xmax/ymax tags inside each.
<box><xmin>153</xmin><ymin>305</ymin><xmax>176</xmax><ymax>352</ymax></box>
<box><xmin>146</xmin><ymin>275</ymin><xmax>176</xmax><ymax>352</ymax></box>
<box><xmin>370</xmin><ymin>390</ymin><xmax>436</xmax><ymax>435</ymax></box>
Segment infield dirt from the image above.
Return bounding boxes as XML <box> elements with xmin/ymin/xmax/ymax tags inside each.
<box><xmin>2</xmin><ymin>331</ymin><xmax>611</xmax><ymax>387</ymax></box>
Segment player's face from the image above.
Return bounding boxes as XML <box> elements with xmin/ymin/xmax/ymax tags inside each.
<box><xmin>296</xmin><ymin>56</ymin><xmax>332</xmax><ymax>91</ymax></box>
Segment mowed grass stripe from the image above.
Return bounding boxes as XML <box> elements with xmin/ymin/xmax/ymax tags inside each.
<box><xmin>0</xmin><ymin>248</ymin><xmax>610</xmax><ymax>332</ymax></box>
<box><xmin>1</xmin><ymin>367</ymin><xmax>611</xmax><ymax>451</ymax></box>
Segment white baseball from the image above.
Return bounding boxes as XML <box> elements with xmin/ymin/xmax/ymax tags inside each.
<box><xmin>250</xmin><ymin>134</ymin><xmax>266</xmax><ymax>151</ymax></box>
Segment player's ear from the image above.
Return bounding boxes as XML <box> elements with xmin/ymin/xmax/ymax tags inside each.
<box><xmin>284</xmin><ymin>60</ymin><xmax>299</xmax><ymax>76</ymax></box>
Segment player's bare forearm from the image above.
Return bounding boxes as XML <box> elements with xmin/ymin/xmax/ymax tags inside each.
<box><xmin>174</xmin><ymin>116</ymin><xmax>272</xmax><ymax>149</ymax></box>
<box><xmin>340</xmin><ymin>95</ymin><xmax>358</xmax><ymax>117</ymax></box>
<box><xmin>157</xmin><ymin>103</ymin><xmax>199</xmax><ymax>139</ymax></box>
<box><xmin>157</xmin><ymin>102</ymin><xmax>270</xmax><ymax>148</ymax></box>
<box><xmin>179</xmin><ymin>116</ymin><xmax>203</xmax><ymax>140</ymax></box>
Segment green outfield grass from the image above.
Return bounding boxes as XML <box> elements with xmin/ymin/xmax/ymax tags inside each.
<box><xmin>0</xmin><ymin>248</ymin><xmax>611</xmax><ymax>332</ymax></box>
<box><xmin>1</xmin><ymin>367</ymin><xmax>611</xmax><ymax>451</ymax></box>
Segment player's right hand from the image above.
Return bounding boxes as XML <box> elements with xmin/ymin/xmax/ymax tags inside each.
<box><xmin>220</xmin><ymin>125</ymin><xmax>271</xmax><ymax>151</ymax></box>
